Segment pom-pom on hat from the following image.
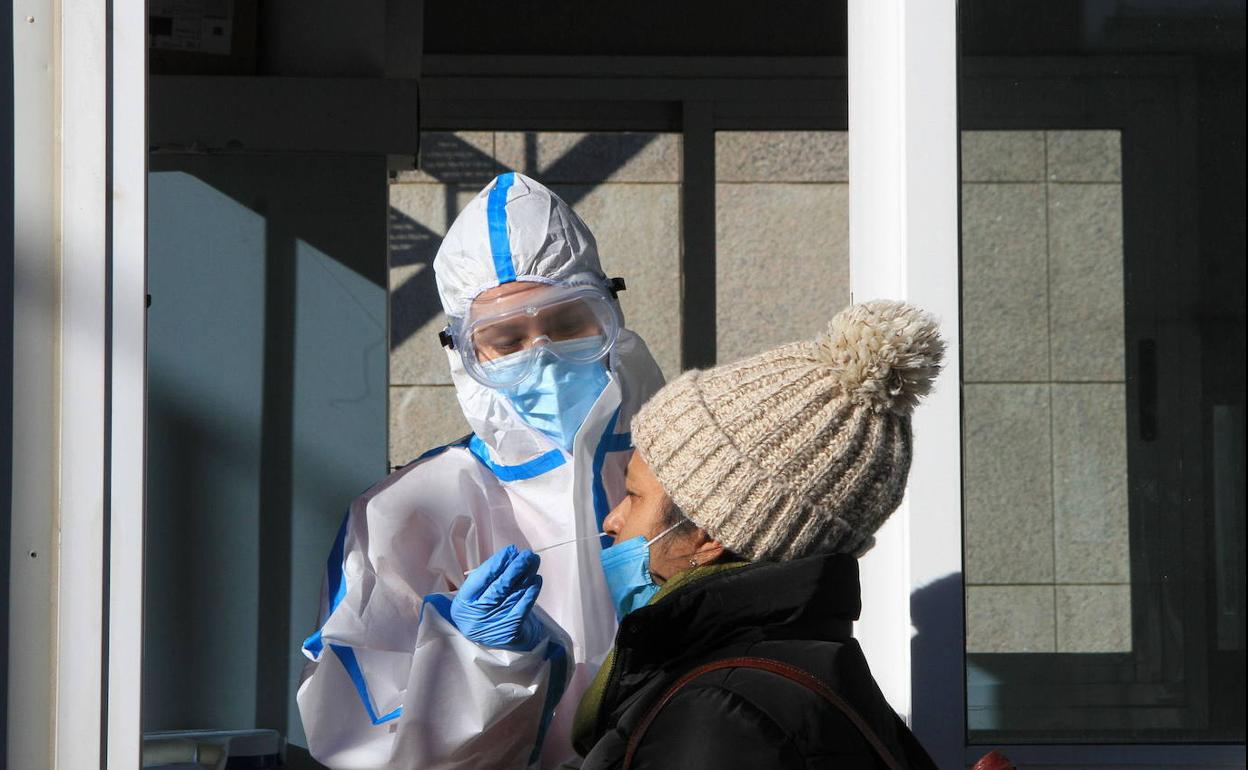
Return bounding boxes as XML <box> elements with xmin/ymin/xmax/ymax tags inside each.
<box><xmin>631</xmin><ymin>300</ymin><xmax>945</xmax><ymax>561</ymax></box>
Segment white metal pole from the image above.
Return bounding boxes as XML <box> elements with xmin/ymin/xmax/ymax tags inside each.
<box><xmin>848</xmin><ymin>0</ymin><xmax>964</xmax><ymax>765</ymax></box>
<box><xmin>10</xmin><ymin>0</ymin><xmax>132</xmax><ymax>765</ymax></box>
<box><xmin>9</xmin><ymin>0</ymin><xmax>59</xmax><ymax>764</ymax></box>
<box><xmin>107</xmin><ymin>0</ymin><xmax>148</xmax><ymax>766</ymax></box>
<box><xmin>56</xmin><ymin>0</ymin><xmax>110</xmax><ymax>764</ymax></box>
<box><xmin>847</xmin><ymin>0</ymin><xmax>911</xmax><ymax>723</ymax></box>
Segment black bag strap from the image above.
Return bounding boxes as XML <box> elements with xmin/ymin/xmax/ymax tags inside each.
<box><xmin>621</xmin><ymin>656</ymin><xmax>907</xmax><ymax>770</ymax></box>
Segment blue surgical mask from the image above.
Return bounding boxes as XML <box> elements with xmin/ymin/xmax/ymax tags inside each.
<box><xmin>599</xmin><ymin>520</ymin><xmax>687</xmax><ymax>621</ymax></box>
<box><xmin>482</xmin><ymin>337</ymin><xmax>610</xmax><ymax>452</ymax></box>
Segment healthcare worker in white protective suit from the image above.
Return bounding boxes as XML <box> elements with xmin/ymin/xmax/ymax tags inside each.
<box><xmin>297</xmin><ymin>172</ymin><xmax>666</xmax><ymax>769</ymax></box>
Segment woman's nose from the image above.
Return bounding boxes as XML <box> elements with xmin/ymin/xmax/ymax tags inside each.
<box><xmin>602</xmin><ymin>503</ymin><xmax>625</xmax><ymax>536</ymax></box>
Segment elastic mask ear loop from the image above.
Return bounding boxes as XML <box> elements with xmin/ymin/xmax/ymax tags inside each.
<box><xmin>642</xmin><ymin>519</ymin><xmax>692</xmax><ymax>588</ymax></box>
<box><xmin>645</xmin><ymin>519</ymin><xmax>688</xmax><ymax>548</ymax></box>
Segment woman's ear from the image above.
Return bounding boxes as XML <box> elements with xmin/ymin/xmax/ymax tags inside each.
<box><xmin>692</xmin><ymin>534</ymin><xmax>725</xmax><ymax>565</ymax></box>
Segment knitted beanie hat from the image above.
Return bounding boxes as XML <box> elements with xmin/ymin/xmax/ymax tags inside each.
<box><xmin>632</xmin><ymin>300</ymin><xmax>945</xmax><ymax>561</ymax></box>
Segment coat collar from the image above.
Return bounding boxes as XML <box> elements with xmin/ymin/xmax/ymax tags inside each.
<box><xmin>572</xmin><ymin>553</ymin><xmax>862</xmax><ymax>753</ymax></box>
<box><xmin>620</xmin><ymin>553</ymin><xmax>861</xmax><ymax>663</ymax></box>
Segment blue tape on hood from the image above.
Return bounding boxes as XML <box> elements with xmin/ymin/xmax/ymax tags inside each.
<box><xmin>487</xmin><ymin>173</ymin><xmax>517</xmax><ymax>283</ymax></box>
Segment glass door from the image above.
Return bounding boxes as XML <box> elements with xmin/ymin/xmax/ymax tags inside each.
<box><xmin>957</xmin><ymin>1</ymin><xmax>1246</xmax><ymax>745</ymax></box>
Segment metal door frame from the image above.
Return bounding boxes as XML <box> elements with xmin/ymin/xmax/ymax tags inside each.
<box><xmin>8</xmin><ymin>0</ymin><xmax>147</xmax><ymax>767</ymax></box>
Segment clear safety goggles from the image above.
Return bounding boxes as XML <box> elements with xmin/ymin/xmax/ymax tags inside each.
<box><xmin>439</xmin><ymin>280</ymin><xmax>626</xmax><ymax>389</ymax></box>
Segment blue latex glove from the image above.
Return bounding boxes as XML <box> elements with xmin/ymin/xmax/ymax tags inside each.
<box><xmin>451</xmin><ymin>545</ymin><xmax>545</xmax><ymax>652</ymax></box>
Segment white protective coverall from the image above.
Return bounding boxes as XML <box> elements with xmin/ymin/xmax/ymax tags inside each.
<box><xmin>297</xmin><ymin>172</ymin><xmax>665</xmax><ymax>769</ymax></box>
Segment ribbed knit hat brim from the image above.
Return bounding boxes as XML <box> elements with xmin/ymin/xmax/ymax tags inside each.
<box><xmin>631</xmin><ymin>301</ymin><xmax>943</xmax><ymax>562</ymax></box>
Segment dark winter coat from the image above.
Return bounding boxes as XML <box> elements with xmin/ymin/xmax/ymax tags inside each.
<box><xmin>571</xmin><ymin>554</ymin><xmax>936</xmax><ymax>770</ymax></box>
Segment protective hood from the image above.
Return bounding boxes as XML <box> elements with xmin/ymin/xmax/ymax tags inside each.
<box><xmin>434</xmin><ymin>172</ymin><xmax>609</xmax><ymax>318</ymax></box>
<box><xmin>435</xmin><ymin>173</ymin><xmax>661</xmax><ymax>463</ymax></box>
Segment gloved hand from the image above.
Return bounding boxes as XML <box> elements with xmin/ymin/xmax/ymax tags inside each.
<box><xmin>451</xmin><ymin>545</ymin><xmax>545</xmax><ymax>652</ymax></box>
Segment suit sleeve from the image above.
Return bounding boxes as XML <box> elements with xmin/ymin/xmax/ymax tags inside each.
<box><xmin>295</xmin><ymin>458</ymin><xmax>572</xmax><ymax>770</ymax></box>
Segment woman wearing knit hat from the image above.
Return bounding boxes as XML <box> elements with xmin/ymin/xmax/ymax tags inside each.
<box><xmin>571</xmin><ymin>300</ymin><xmax>945</xmax><ymax>770</ymax></box>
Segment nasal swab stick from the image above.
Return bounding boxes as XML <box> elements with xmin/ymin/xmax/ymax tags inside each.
<box><xmin>463</xmin><ymin>533</ymin><xmax>607</xmax><ymax>576</ymax></box>
<box><xmin>534</xmin><ymin>532</ymin><xmax>608</xmax><ymax>555</ymax></box>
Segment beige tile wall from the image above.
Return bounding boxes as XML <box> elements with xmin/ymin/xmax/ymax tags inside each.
<box><xmin>961</xmin><ymin>130</ymin><xmax>1132</xmax><ymax>654</ymax></box>
<box><xmin>715</xmin><ymin>132</ymin><xmax>851</xmax><ymax>363</ymax></box>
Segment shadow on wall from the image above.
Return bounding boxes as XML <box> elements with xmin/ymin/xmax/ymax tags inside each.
<box><xmin>145</xmin><ymin>157</ymin><xmax>386</xmax><ymax>757</ymax></box>
<box><xmin>146</xmin><ymin>385</ymin><xmax>369</xmax><ymax>770</ymax></box>
<box><xmin>2</xmin><ymin>3</ymin><xmax>15</xmax><ymax>763</ymax></box>
<box><xmin>909</xmin><ymin>573</ymin><xmax>966</xmax><ymax>766</ymax></box>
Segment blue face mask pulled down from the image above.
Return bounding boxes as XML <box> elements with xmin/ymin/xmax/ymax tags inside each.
<box><xmin>599</xmin><ymin>521</ymin><xmax>687</xmax><ymax>621</ymax></box>
<box><xmin>482</xmin><ymin>337</ymin><xmax>610</xmax><ymax>452</ymax></box>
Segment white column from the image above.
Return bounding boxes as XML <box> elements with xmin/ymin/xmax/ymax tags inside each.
<box><xmin>108</xmin><ymin>0</ymin><xmax>149</xmax><ymax>766</ymax></box>
<box><xmin>56</xmin><ymin>0</ymin><xmax>110</xmax><ymax>765</ymax></box>
<box><xmin>9</xmin><ymin>0</ymin><xmax>59</xmax><ymax>764</ymax></box>
<box><xmin>847</xmin><ymin>0</ymin><xmax>964</xmax><ymax>765</ymax></box>
<box><xmin>9</xmin><ymin>2</ymin><xmax>146</xmax><ymax>766</ymax></box>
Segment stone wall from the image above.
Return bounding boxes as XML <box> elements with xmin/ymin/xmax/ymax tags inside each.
<box><xmin>715</xmin><ymin>131</ymin><xmax>850</xmax><ymax>363</ymax></box>
<box><xmin>961</xmin><ymin>130</ymin><xmax>1131</xmax><ymax>654</ymax></box>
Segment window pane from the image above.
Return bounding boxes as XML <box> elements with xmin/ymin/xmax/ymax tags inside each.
<box><xmin>145</xmin><ymin>156</ymin><xmax>389</xmax><ymax>745</ymax></box>
<box><xmin>959</xmin><ymin>3</ymin><xmax>1246</xmax><ymax>743</ymax></box>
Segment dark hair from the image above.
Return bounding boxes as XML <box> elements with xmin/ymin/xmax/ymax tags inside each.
<box><xmin>660</xmin><ymin>498</ymin><xmax>686</xmax><ymax>529</ymax></box>
<box><xmin>659</xmin><ymin>498</ymin><xmax>746</xmax><ymax>563</ymax></box>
